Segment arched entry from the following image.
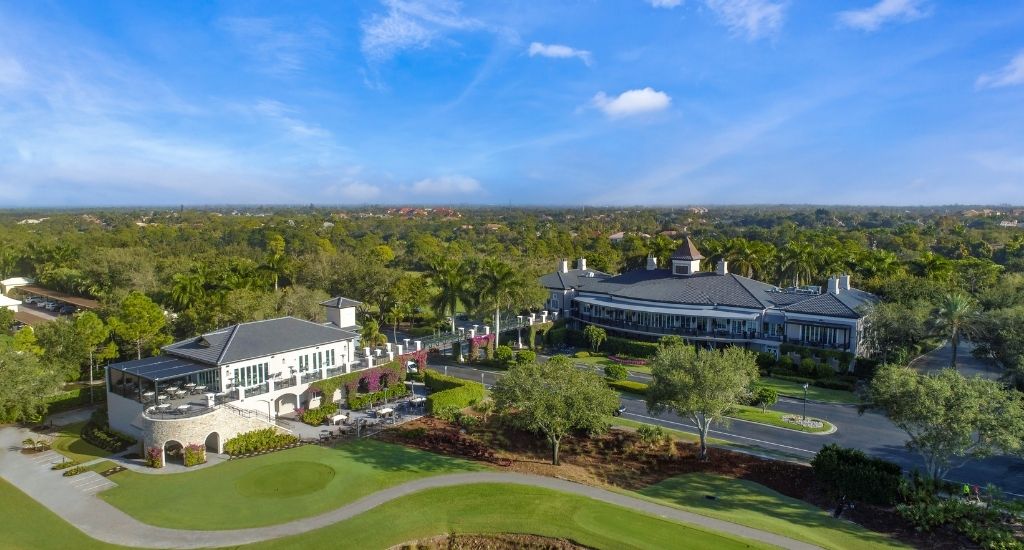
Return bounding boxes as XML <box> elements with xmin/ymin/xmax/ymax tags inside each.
<box><xmin>205</xmin><ymin>432</ymin><xmax>220</xmax><ymax>454</ymax></box>
<box><xmin>164</xmin><ymin>440</ymin><xmax>183</xmax><ymax>465</ymax></box>
<box><xmin>275</xmin><ymin>393</ymin><xmax>298</xmax><ymax>415</ymax></box>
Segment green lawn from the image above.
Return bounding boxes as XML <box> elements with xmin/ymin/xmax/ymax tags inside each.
<box><xmin>727</xmin><ymin>405</ymin><xmax>834</xmax><ymax>434</ymax></box>
<box><xmin>758</xmin><ymin>377</ymin><xmax>860</xmax><ymax>404</ymax></box>
<box><xmin>635</xmin><ymin>474</ymin><xmax>906</xmax><ymax>550</ymax></box>
<box><xmin>573</xmin><ymin>355</ymin><xmax>652</xmax><ymax>375</ymax></box>
<box><xmin>0</xmin><ymin>478</ymin><xmax>769</xmax><ymax>550</ymax></box>
<box><xmin>50</xmin><ymin>421</ymin><xmax>111</xmax><ymax>464</ymax></box>
<box><xmin>250</xmin><ymin>483</ymin><xmax>771</xmax><ymax>550</ymax></box>
<box><xmin>100</xmin><ymin>439</ymin><xmax>488</xmax><ymax>530</ymax></box>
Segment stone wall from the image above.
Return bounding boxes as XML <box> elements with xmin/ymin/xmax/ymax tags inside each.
<box><xmin>141</xmin><ymin>405</ymin><xmax>279</xmax><ymax>463</ymax></box>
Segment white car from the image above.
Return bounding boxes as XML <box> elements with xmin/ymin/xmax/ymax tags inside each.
<box><xmin>45</xmin><ymin>302</ymin><xmax>61</xmax><ymax>311</ymax></box>
<box><xmin>23</xmin><ymin>296</ymin><xmax>39</xmax><ymax>305</ymax></box>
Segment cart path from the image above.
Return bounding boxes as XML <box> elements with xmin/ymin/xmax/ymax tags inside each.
<box><xmin>0</xmin><ymin>427</ymin><xmax>818</xmax><ymax>550</ymax></box>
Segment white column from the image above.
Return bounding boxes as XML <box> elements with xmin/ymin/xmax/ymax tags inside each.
<box><xmin>415</xmin><ymin>340</ymin><xmax>422</xmax><ymax>351</ymax></box>
<box><xmin>541</xmin><ymin>311</ymin><xmax>548</xmax><ymax>323</ymax></box>
<box><xmin>236</xmin><ymin>386</ymin><xmax>245</xmax><ymax>402</ymax></box>
<box><xmin>387</xmin><ymin>351</ymin><xmax>394</xmax><ymax>362</ymax></box>
<box><xmin>404</xmin><ymin>338</ymin><xmax>411</xmax><ymax>349</ymax></box>
<box><xmin>366</xmin><ymin>354</ymin><xmax>374</xmax><ymax>369</ymax></box>
<box><xmin>396</xmin><ymin>344</ymin><xmax>404</xmax><ymax>356</ymax></box>
<box><xmin>529</xmin><ymin>313</ymin><xmax>536</xmax><ymax>324</ymax></box>
<box><xmin>469</xmin><ymin>328</ymin><xmax>476</xmax><ymax>338</ymax></box>
<box><xmin>483</xmin><ymin>325</ymin><xmax>490</xmax><ymax>335</ymax></box>
<box><xmin>268</xmin><ymin>378</ymin><xmax>275</xmax><ymax>393</ymax></box>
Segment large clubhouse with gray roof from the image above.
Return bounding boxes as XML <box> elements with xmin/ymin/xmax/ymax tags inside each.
<box><xmin>542</xmin><ymin>237</ymin><xmax>879</xmax><ymax>358</ymax></box>
<box><xmin>105</xmin><ymin>297</ymin><xmax>396</xmax><ymax>462</ymax></box>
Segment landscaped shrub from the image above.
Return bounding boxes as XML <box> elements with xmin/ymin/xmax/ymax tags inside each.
<box><xmin>347</xmin><ymin>386</ymin><xmax>410</xmax><ymax>410</ymax></box>
<box><xmin>183</xmin><ymin>443</ymin><xmax>206</xmax><ymax>467</ymax></box>
<box><xmin>81</xmin><ymin>407</ymin><xmax>136</xmax><ymax>453</ymax></box>
<box><xmin>300</xmin><ymin>401</ymin><xmax>339</xmax><ymax>425</ymax></box>
<box><xmin>607</xmin><ymin>379</ymin><xmax>648</xmax><ymax>395</ymax></box>
<box><xmin>779</xmin><ymin>355</ymin><xmax>794</xmax><ymax>370</ymax></box>
<box><xmin>567</xmin><ymin>330</ymin><xmax>661</xmax><ymax>358</ymax></box>
<box><xmin>546</xmin><ymin>326</ymin><xmax>567</xmax><ymax>347</ymax></box>
<box><xmin>812</xmin><ymin>378</ymin><xmax>856</xmax><ymax>391</ymax></box>
<box><xmin>223</xmin><ymin>428</ymin><xmax>300</xmax><ymax>456</ymax></box>
<box><xmin>853</xmin><ymin>357</ymin><xmax>880</xmax><ymax>379</ymax></box>
<box><xmin>604</xmin><ymin>364</ymin><xmax>629</xmax><ymax>381</ymax></box>
<box><xmin>575</xmin><ymin>350</ymin><xmax>591</xmax><ymax>358</ymax></box>
<box><xmin>310</xmin><ymin>361</ymin><xmax>407</xmax><ymax>408</ymax></box>
<box><xmin>146</xmin><ymin>446</ymin><xmax>163</xmax><ymax>468</ymax></box>
<box><xmin>62</xmin><ymin>466</ymin><xmax>87</xmax><ymax>477</ymax></box>
<box><xmin>812</xmin><ymin>444</ymin><xmax>902</xmax><ymax>506</ymax></box>
<box><xmin>424</xmin><ymin>369</ymin><xmax>486</xmax><ymax>417</ymax></box>
<box><xmin>814</xmin><ymin>361</ymin><xmax>834</xmax><ymax>379</ymax></box>
<box><xmin>516</xmin><ymin>350</ymin><xmax>536</xmax><ymax>364</ymax></box>
<box><xmin>755</xmin><ymin>352</ymin><xmax>777</xmax><ymax>370</ymax></box>
<box><xmin>799</xmin><ymin>358</ymin><xmax>817</xmax><ymax>377</ymax></box>
<box><xmin>495</xmin><ymin>345</ymin><xmax>514</xmax><ymax>365</ymax></box>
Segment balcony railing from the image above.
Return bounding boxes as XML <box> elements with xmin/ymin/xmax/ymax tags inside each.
<box><xmin>300</xmin><ymin>371</ymin><xmax>323</xmax><ymax>384</ymax></box>
<box><xmin>275</xmin><ymin>377</ymin><xmax>297</xmax><ymax>390</ymax></box>
<box><xmin>244</xmin><ymin>382</ymin><xmax>269</xmax><ymax>398</ymax></box>
<box><xmin>572</xmin><ymin>314</ymin><xmax>784</xmax><ymax>342</ymax></box>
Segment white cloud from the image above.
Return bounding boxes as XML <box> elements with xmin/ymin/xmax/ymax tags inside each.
<box><xmin>704</xmin><ymin>0</ymin><xmax>785</xmax><ymax>40</ymax></box>
<box><xmin>407</xmin><ymin>175</ymin><xmax>481</xmax><ymax>194</ymax></box>
<box><xmin>592</xmin><ymin>87</ymin><xmax>671</xmax><ymax>118</ymax></box>
<box><xmin>528</xmin><ymin>42</ymin><xmax>592</xmax><ymax>66</ymax></box>
<box><xmin>647</xmin><ymin>0</ymin><xmax>683</xmax><ymax>8</ymax></box>
<box><xmin>361</xmin><ymin>0</ymin><xmax>482</xmax><ymax>62</ymax></box>
<box><xmin>976</xmin><ymin>51</ymin><xmax>1024</xmax><ymax>90</ymax></box>
<box><xmin>220</xmin><ymin>17</ymin><xmax>331</xmax><ymax>75</ymax></box>
<box><xmin>837</xmin><ymin>0</ymin><xmax>929</xmax><ymax>32</ymax></box>
<box><xmin>252</xmin><ymin>99</ymin><xmax>331</xmax><ymax>139</ymax></box>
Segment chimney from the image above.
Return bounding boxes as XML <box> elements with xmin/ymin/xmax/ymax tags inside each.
<box><xmin>577</xmin><ymin>258</ymin><xmax>587</xmax><ymax>271</ymax></box>
<box><xmin>716</xmin><ymin>260</ymin><xmax>728</xmax><ymax>275</ymax></box>
<box><xmin>839</xmin><ymin>274</ymin><xmax>851</xmax><ymax>291</ymax></box>
<box><xmin>559</xmin><ymin>258</ymin><xmax>569</xmax><ymax>273</ymax></box>
<box><xmin>827</xmin><ymin>276</ymin><xmax>839</xmax><ymax>295</ymax></box>
<box><xmin>646</xmin><ymin>254</ymin><xmax>658</xmax><ymax>271</ymax></box>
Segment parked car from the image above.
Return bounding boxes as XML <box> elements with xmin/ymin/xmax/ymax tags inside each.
<box><xmin>37</xmin><ymin>300</ymin><xmax>54</xmax><ymax>309</ymax></box>
<box><xmin>22</xmin><ymin>296</ymin><xmax>39</xmax><ymax>305</ymax></box>
<box><xmin>613</xmin><ymin>402</ymin><xmax>627</xmax><ymax>416</ymax></box>
<box><xmin>59</xmin><ymin>305</ymin><xmax>77</xmax><ymax>315</ymax></box>
<box><xmin>44</xmin><ymin>301</ymin><xmax>60</xmax><ymax>311</ymax></box>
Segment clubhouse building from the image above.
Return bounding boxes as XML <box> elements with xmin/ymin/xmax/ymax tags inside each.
<box><xmin>541</xmin><ymin>237</ymin><xmax>878</xmax><ymax>357</ymax></box>
<box><xmin>105</xmin><ymin>297</ymin><xmax>414</xmax><ymax>462</ymax></box>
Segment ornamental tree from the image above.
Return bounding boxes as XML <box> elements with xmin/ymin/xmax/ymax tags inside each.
<box><xmin>647</xmin><ymin>344</ymin><xmax>758</xmax><ymax>461</ymax></box>
<box><xmin>492</xmin><ymin>356</ymin><xmax>618</xmax><ymax>465</ymax></box>
<box><xmin>583</xmin><ymin>325</ymin><xmax>606</xmax><ymax>353</ymax></box>
<box><xmin>868</xmin><ymin>364</ymin><xmax>1024</xmax><ymax>482</ymax></box>
<box><xmin>753</xmin><ymin>386</ymin><xmax>778</xmax><ymax>413</ymax></box>
<box><xmin>108</xmin><ymin>292</ymin><xmax>169</xmax><ymax>360</ymax></box>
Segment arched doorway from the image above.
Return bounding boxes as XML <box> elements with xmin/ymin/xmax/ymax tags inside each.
<box><xmin>275</xmin><ymin>393</ymin><xmax>298</xmax><ymax>416</ymax></box>
<box><xmin>205</xmin><ymin>432</ymin><xmax>220</xmax><ymax>454</ymax></box>
<box><xmin>164</xmin><ymin>440</ymin><xmax>183</xmax><ymax>465</ymax></box>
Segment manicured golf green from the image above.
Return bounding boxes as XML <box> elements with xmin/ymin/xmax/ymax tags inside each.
<box><xmin>758</xmin><ymin>377</ymin><xmax>860</xmax><ymax>404</ymax></box>
<box><xmin>636</xmin><ymin>473</ymin><xmax>906</xmax><ymax>550</ymax></box>
<box><xmin>727</xmin><ymin>405</ymin><xmax>834</xmax><ymax>434</ymax></box>
<box><xmin>50</xmin><ymin>421</ymin><xmax>112</xmax><ymax>464</ymax></box>
<box><xmin>101</xmin><ymin>439</ymin><xmax>487</xmax><ymax>530</ymax></box>
<box><xmin>0</xmin><ymin>478</ymin><xmax>125</xmax><ymax>550</ymax></box>
<box><xmin>249</xmin><ymin>483</ymin><xmax>772</xmax><ymax>550</ymax></box>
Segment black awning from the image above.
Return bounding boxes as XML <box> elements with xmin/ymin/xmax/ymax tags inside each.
<box><xmin>109</xmin><ymin>355</ymin><xmax>216</xmax><ymax>382</ymax></box>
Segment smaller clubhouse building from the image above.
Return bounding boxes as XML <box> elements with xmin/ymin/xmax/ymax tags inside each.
<box><xmin>105</xmin><ymin>297</ymin><xmax>417</xmax><ymax>463</ymax></box>
<box><xmin>541</xmin><ymin>237</ymin><xmax>879</xmax><ymax>357</ymax></box>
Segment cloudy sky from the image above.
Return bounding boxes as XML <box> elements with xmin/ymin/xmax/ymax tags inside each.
<box><xmin>1</xmin><ymin>0</ymin><xmax>1023</xmax><ymax>206</ymax></box>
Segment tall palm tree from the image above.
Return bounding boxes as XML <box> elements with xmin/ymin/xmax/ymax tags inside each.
<box><xmin>932</xmin><ymin>292</ymin><xmax>978</xmax><ymax>370</ymax></box>
<box><xmin>779</xmin><ymin>241</ymin><xmax>815</xmax><ymax>287</ymax></box>
<box><xmin>428</xmin><ymin>258</ymin><xmax>468</xmax><ymax>332</ymax></box>
<box><xmin>170</xmin><ymin>272</ymin><xmax>205</xmax><ymax>311</ymax></box>
<box><xmin>360</xmin><ymin>318</ymin><xmax>388</xmax><ymax>348</ymax></box>
<box><xmin>479</xmin><ymin>258</ymin><xmax>520</xmax><ymax>347</ymax></box>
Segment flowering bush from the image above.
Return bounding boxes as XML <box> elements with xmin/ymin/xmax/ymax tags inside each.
<box><xmin>183</xmin><ymin>443</ymin><xmax>206</xmax><ymax>467</ymax></box>
<box><xmin>146</xmin><ymin>446</ymin><xmax>163</xmax><ymax>469</ymax></box>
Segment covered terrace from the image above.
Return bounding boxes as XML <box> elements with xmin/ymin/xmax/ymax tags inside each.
<box><xmin>107</xmin><ymin>355</ymin><xmax>230</xmax><ymax>417</ymax></box>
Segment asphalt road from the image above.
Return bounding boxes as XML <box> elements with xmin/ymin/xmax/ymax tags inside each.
<box><xmin>429</xmin><ymin>357</ymin><xmax>1024</xmax><ymax>496</ymax></box>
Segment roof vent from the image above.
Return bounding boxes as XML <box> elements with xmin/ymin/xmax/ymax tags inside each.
<box><xmin>197</xmin><ymin>337</ymin><xmax>211</xmax><ymax>348</ymax></box>
<box><xmin>587</xmin><ymin>271</ymin><xmax>595</xmax><ymax>278</ymax></box>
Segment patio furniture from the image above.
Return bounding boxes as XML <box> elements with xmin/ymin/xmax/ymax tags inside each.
<box><xmin>157</xmin><ymin>394</ymin><xmax>168</xmax><ymax>401</ymax></box>
<box><xmin>174</xmin><ymin>389</ymin><xmax>187</xmax><ymax>398</ymax></box>
<box><xmin>175</xmin><ymin>405</ymin><xmax>190</xmax><ymax>415</ymax></box>
<box><xmin>184</xmin><ymin>383</ymin><xmax>196</xmax><ymax>389</ymax></box>
<box><xmin>377</xmin><ymin>407</ymin><xmax>393</xmax><ymax>417</ymax></box>
<box><xmin>330</xmin><ymin>414</ymin><xmax>347</xmax><ymax>425</ymax></box>
<box><xmin>156</xmin><ymin>403</ymin><xmax>171</xmax><ymax>412</ymax></box>
<box><xmin>192</xmin><ymin>385</ymin><xmax>207</xmax><ymax>395</ymax></box>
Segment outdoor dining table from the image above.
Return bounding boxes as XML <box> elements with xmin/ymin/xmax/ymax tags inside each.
<box><xmin>410</xmin><ymin>397</ymin><xmax>426</xmax><ymax>404</ymax></box>
<box><xmin>142</xmin><ymin>391</ymin><xmax>155</xmax><ymax>399</ymax></box>
<box><xmin>330</xmin><ymin>414</ymin><xmax>347</xmax><ymax>425</ymax></box>
<box><xmin>175</xmin><ymin>405</ymin><xmax>190</xmax><ymax>414</ymax></box>
<box><xmin>157</xmin><ymin>394</ymin><xmax>168</xmax><ymax>401</ymax></box>
<box><xmin>156</xmin><ymin>403</ymin><xmax>171</xmax><ymax>412</ymax></box>
<box><xmin>376</xmin><ymin>407</ymin><xmax>394</xmax><ymax>417</ymax></box>
<box><xmin>173</xmin><ymin>389</ymin><xmax>187</xmax><ymax>398</ymax></box>
<box><xmin>184</xmin><ymin>383</ymin><xmax>196</xmax><ymax>388</ymax></box>
<box><xmin>193</xmin><ymin>385</ymin><xmax>207</xmax><ymax>394</ymax></box>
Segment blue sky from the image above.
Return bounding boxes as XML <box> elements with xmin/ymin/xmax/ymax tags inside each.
<box><xmin>1</xmin><ymin>0</ymin><xmax>1023</xmax><ymax>207</ymax></box>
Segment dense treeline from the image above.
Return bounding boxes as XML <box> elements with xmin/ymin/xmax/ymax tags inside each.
<box><xmin>2</xmin><ymin>205</ymin><xmax>1024</xmax><ymax>420</ymax></box>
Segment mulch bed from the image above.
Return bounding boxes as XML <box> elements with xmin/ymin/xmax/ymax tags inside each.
<box><xmin>99</xmin><ymin>465</ymin><xmax>126</xmax><ymax>477</ymax></box>
<box><xmin>390</xmin><ymin>533</ymin><xmax>590</xmax><ymax>550</ymax></box>
<box><xmin>380</xmin><ymin>416</ymin><xmax>969</xmax><ymax>550</ymax></box>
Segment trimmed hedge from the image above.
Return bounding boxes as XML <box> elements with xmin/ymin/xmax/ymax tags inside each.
<box><xmin>607</xmin><ymin>379</ymin><xmax>648</xmax><ymax>395</ymax></box>
<box><xmin>183</xmin><ymin>443</ymin><xmax>206</xmax><ymax>467</ymax></box>
<box><xmin>223</xmin><ymin>428</ymin><xmax>299</xmax><ymax>456</ymax></box>
<box><xmin>300</xmin><ymin>402</ymin><xmax>339</xmax><ymax>425</ymax></box>
<box><xmin>311</xmin><ymin>361</ymin><xmax>406</xmax><ymax>409</ymax></box>
<box><xmin>812</xmin><ymin>444</ymin><xmax>902</xmax><ymax>505</ymax></box>
<box><xmin>348</xmin><ymin>385</ymin><xmax>410</xmax><ymax>410</ymax></box>
<box><xmin>604</xmin><ymin>364</ymin><xmax>629</xmax><ymax>381</ymax></box>
<box><xmin>423</xmin><ymin>369</ymin><xmax>486</xmax><ymax>417</ymax></box>
<box><xmin>568</xmin><ymin>330</ymin><xmax>661</xmax><ymax>358</ymax></box>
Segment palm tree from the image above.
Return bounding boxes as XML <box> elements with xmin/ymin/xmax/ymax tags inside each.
<box><xmin>779</xmin><ymin>241</ymin><xmax>815</xmax><ymax>287</ymax></box>
<box><xmin>932</xmin><ymin>292</ymin><xmax>978</xmax><ymax>370</ymax></box>
<box><xmin>170</xmin><ymin>271</ymin><xmax>205</xmax><ymax>311</ymax></box>
<box><xmin>360</xmin><ymin>318</ymin><xmax>388</xmax><ymax>348</ymax></box>
<box><xmin>478</xmin><ymin>259</ymin><xmax>520</xmax><ymax>348</ymax></box>
<box><xmin>428</xmin><ymin>258</ymin><xmax>468</xmax><ymax>332</ymax></box>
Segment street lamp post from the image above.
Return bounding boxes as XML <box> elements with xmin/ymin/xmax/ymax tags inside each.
<box><xmin>802</xmin><ymin>383</ymin><xmax>809</xmax><ymax>421</ymax></box>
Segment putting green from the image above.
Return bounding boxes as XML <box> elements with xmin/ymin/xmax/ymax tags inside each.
<box><xmin>236</xmin><ymin>461</ymin><xmax>335</xmax><ymax>498</ymax></box>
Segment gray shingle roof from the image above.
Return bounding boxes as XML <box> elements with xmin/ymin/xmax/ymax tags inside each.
<box><xmin>781</xmin><ymin>293</ymin><xmax>860</xmax><ymax>318</ymax></box>
<box><xmin>539</xmin><ymin>268</ymin><xmax>612</xmax><ymax>290</ymax></box>
<box><xmin>164</xmin><ymin>317</ymin><xmax>359</xmax><ymax>366</ymax></box>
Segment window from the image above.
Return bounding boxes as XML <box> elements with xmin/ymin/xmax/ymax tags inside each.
<box><xmin>674</xmin><ymin>264</ymin><xmax>689</xmax><ymax>275</ymax></box>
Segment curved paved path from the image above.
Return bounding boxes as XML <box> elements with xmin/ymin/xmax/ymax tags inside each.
<box><xmin>0</xmin><ymin>427</ymin><xmax>818</xmax><ymax>550</ymax></box>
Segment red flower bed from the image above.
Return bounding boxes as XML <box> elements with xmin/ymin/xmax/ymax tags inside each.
<box><xmin>609</xmin><ymin>355</ymin><xmax>648</xmax><ymax>366</ymax></box>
